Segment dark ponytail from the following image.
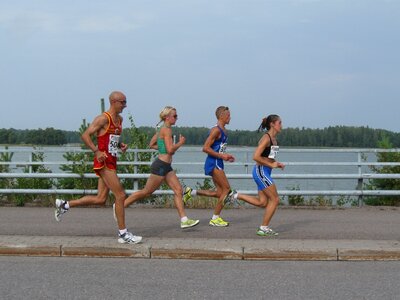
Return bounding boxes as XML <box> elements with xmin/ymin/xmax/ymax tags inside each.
<box><xmin>257</xmin><ymin>114</ymin><xmax>280</xmax><ymax>132</ymax></box>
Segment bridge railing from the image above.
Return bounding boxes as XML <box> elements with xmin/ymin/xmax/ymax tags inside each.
<box><xmin>0</xmin><ymin>147</ymin><xmax>399</xmax><ymax>206</ymax></box>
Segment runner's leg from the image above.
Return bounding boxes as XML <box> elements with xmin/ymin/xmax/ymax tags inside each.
<box><xmin>97</xmin><ymin>168</ymin><xmax>127</xmax><ymax>230</ymax></box>
<box><xmin>237</xmin><ymin>190</ymin><xmax>268</xmax><ymax>207</ymax></box>
<box><xmin>124</xmin><ymin>174</ymin><xmax>164</xmax><ymax>207</ymax></box>
<box><xmin>211</xmin><ymin>169</ymin><xmax>231</xmax><ymax>216</ymax></box>
<box><xmin>165</xmin><ymin>171</ymin><xmax>185</xmax><ymax>218</ymax></box>
<box><xmin>260</xmin><ymin>185</ymin><xmax>280</xmax><ymax>226</ymax></box>
<box><xmin>196</xmin><ymin>189</ymin><xmax>218</xmax><ymax>198</ymax></box>
<box><xmin>69</xmin><ymin>178</ymin><xmax>109</xmax><ymax>207</ymax></box>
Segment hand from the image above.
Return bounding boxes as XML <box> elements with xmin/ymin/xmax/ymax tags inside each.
<box><xmin>273</xmin><ymin>161</ymin><xmax>285</xmax><ymax>170</ymax></box>
<box><xmin>119</xmin><ymin>143</ymin><xmax>128</xmax><ymax>153</ymax></box>
<box><xmin>221</xmin><ymin>153</ymin><xmax>235</xmax><ymax>162</ymax></box>
<box><xmin>178</xmin><ymin>134</ymin><xmax>186</xmax><ymax>145</ymax></box>
<box><xmin>96</xmin><ymin>151</ymin><xmax>108</xmax><ymax>162</ymax></box>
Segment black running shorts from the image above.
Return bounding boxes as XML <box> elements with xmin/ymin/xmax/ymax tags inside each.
<box><xmin>150</xmin><ymin>158</ymin><xmax>173</xmax><ymax>176</ymax></box>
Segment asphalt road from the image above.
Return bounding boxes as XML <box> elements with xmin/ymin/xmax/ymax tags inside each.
<box><xmin>0</xmin><ymin>256</ymin><xmax>399</xmax><ymax>300</ymax></box>
<box><xmin>0</xmin><ymin>206</ymin><xmax>399</xmax><ymax>240</ymax></box>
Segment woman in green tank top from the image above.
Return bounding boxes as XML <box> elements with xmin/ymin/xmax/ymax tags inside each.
<box><xmin>123</xmin><ymin>106</ymin><xmax>199</xmax><ymax>229</ymax></box>
<box><xmin>156</xmin><ymin>126</ymin><xmax>168</xmax><ymax>155</ymax></box>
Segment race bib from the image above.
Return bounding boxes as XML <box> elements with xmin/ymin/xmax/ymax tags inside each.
<box><xmin>268</xmin><ymin>145</ymin><xmax>279</xmax><ymax>159</ymax></box>
<box><xmin>219</xmin><ymin>142</ymin><xmax>227</xmax><ymax>154</ymax></box>
<box><xmin>108</xmin><ymin>134</ymin><xmax>120</xmax><ymax>157</ymax></box>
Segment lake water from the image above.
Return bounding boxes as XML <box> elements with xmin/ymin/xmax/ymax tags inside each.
<box><xmin>1</xmin><ymin>145</ymin><xmax>378</xmax><ymax>193</ymax></box>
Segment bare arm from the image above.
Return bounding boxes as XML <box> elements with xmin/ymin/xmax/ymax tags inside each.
<box><xmin>162</xmin><ymin>127</ymin><xmax>184</xmax><ymax>155</ymax></box>
<box><xmin>253</xmin><ymin>135</ymin><xmax>284</xmax><ymax>169</ymax></box>
<box><xmin>117</xmin><ymin>116</ymin><xmax>128</xmax><ymax>153</ymax></box>
<box><xmin>81</xmin><ymin>114</ymin><xmax>108</xmax><ymax>153</ymax></box>
<box><xmin>202</xmin><ymin>127</ymin><xmax>234</xmax><ymax>161</ymax></box>
<box><xmin>149</xmin><ymin>133</ymin><xmax>158</xmax><ymax>150</ymax></box>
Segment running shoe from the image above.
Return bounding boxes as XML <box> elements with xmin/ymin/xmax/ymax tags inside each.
<box><xmin>183</xmin><ymin>186</ymin><xmax>193</xmax><ymax>205</ymax></box>
<box><xmin>209</xmin><ymin>217</ymin><xmax>229</xmax><ymax>227</ymax></box>
<box><xmin>180</xmin><ymin>218</ymin><xmax>200</xmax><ymax>229</ymax></box>
<box><xmin>230</xmin><ymin>190</ymin><xmax>243</xmax><ymax>207</ymax></box>
<box><xmin>55</xmin><ymin>199</ymin><xmax>68</xmax><ymax>222</ymax></box>
<box><xmin>112</xmin><ymin>203</ymin><xmax>117</xmax><ymax>222</ymax></box>
<box><xmin>256</xmin><ymin>227</ymin><xmax>279</xmax><ymax>237</ymax></box>
<box><xmin>118</xmin><ymin>231</ymin><xmax>143</xmax><ymax>244</ymax></box>
<box><xmin>223</xmin><ymin>189</ymin><xmax>236</xmax><ymax>206</ymax></box>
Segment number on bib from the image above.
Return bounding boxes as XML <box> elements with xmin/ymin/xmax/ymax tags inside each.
<box><xmin>268</xmin><ymin>145</ymin><xmax>279</xmax><ymax>159</ymax></box>
<box><xmin>108</xmin><ymin>134</ymin><xmax>120</xmax><ymax>157</ymax></box>
<box><xmin>219</xmin><ymin>143</ymin><xmax>227</xmax><ymax>154</ymax></box>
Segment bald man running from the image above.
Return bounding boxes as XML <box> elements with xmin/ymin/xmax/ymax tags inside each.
<box><xmin>55</xmin><ymin>91</ymin><xmax>142</xmax><ymax>244</ymax></box>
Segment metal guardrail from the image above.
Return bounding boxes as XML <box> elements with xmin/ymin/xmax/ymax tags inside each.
<box><xmin>1</xmin><ymin>147</ymin><xmax>399</xmax><ymax>206</ymax></box>
<box><xmin>1</xmin><ymin>172</ymin><xmax>400</xmax><ymax>180</ymax></box>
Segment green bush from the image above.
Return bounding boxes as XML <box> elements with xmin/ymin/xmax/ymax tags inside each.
<box><xmin>119</xmin><ymin>114</ymin><xmax>154</xmax><ymax>190</ymax></box>
<box><xmin>56</xmin><ymin>119</ymin><xmax>99</xmax><ymax>200</ymax></box>
<box><xmin>364</xmin><ymin>136</ymin><xmax>400</xmax><ymax>206</ymax></box>
<box><xmin>14</xmin><ymin>149</ymin><xmax>54</xmax><ymax>206</ymax></box>
<box><xmin>0</xmin><ymin>147</ymin><xmax>13</xmax><ymax>190</ymax></box>
<box><xmin>287</xmin><ymin>185</ymin><xmax>305</xmax><ymax>206</ymax></box>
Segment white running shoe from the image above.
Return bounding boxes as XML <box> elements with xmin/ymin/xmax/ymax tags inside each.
<box><xmin>118</xmin><ymin>231</ymin><xmax>142</xmax><ymax>244</ymax></box>
<box><xmin>55</xmin><ymin>199</ymin><xmax>68</xmax><ymax>222</ymax></box>
<box><xmin>256</xmin><ymin>226</ymin><xmax>279</xmax><ymax>237</ymax></box>
<box><xmin>223</xmin><ymin>189</ymin><xmax>236</xmax><ymax>206</ymax></box>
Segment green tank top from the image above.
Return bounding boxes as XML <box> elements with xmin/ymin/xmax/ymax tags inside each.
<box><xmin>157</xmin><ymin>126</ymin><xmax>168</xmax><ymax>154</ymax></box>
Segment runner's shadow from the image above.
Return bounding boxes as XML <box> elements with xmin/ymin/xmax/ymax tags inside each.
<box><xmin>137</xmin><ymin>223</ymin><xmax>202</xmax><ymax>237</ymax></box>
<box><xmin>274</xmin><ymin>219</ymin><xmax>316</xmax><ymax>233</ymax></box>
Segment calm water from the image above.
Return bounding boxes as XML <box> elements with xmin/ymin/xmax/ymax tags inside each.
<box><xmin>1</xmin><ymin>145</ymin><xmax>378</xmax><ymax>193</ymax></box>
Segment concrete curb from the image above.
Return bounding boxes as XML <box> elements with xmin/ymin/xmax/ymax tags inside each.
<box><xmin>0</xmin><ymin>236</ymin><xmax>399</xmax><ymax>261</ymax></box>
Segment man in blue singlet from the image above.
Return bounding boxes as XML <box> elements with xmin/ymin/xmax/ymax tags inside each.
<box><xmin>183</xmin><ymin>106</ymin><xmax>236</xmax><ymax>227</ymax></box>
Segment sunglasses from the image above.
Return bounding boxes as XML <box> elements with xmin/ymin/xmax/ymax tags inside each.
<box><xmin>116</xmin><ymin>100</ymin><xmax>127</xmax><ymax>105</ymax></box>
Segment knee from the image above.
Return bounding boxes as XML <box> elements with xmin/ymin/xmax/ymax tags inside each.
<box><xmin>270</xmin><ymin>196</ymin><xmax>280</xmax><ymax>205</ymax></box>
<box><xmin>259</xmin><ymin>200</ymin><xmax>268</xmax><ymax>208</ymax></box>
<box><xmin>220</xmin><ymin>186</ymin><xmax>230</xmax><ymax>196</ymax></box>
<box><xmin>114</xmin><ymin>192</ymin><xmax>126</xmax><ymax>202</ymax></box>
<box><xmin>174</xmin><ymin>186</ymin><xmax>183</xmax><ymax>196</ymax></box>
<box><xmin>93</xmin><ymin>196</ymin><xmax>107</xmax><ymax>205</ymax></box>
<box><xmin>141</xmin><ymin>189</ymin><xmax>153</xmax><ymax>198</ymax></box>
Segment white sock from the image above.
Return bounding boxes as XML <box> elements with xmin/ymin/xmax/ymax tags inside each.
<box><xmin>192</xmin><ymin>190</ymin><xmax>197</xmax><ymax>196</ymax></box>
<box><xmin>212</xmin><ymin>215</ymin><xmax>219</xmax><ymax>220</ymax></box>
<box><xmin>260</xmin><ymin>225</ymin><xmax>269</xmax><ymax>231</ymax></box>
<box><xmin>119</xmin><ymin>229</ymin><xmax>127</xmax><ymax>235</ymax></box>
<box><xmin>64</xmin><ymin>201</ymin><xmax>70</xmax><ymax>209</ymax></box>
<box><xmin>233</xmin><ymin>192</ymin><xmax>238</xmax><ymax>200</ymax></box>
<box><xmin>181</xmin><ymin>216</ymin><xmax>188</xmax><ymax>222</ymax></box>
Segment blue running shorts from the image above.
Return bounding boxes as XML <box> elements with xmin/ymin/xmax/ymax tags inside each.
<box><xmin>204</xmin><ymin>156</ymin><xmax>224</xmax><ymax>176</ymax></box>
<box><xmin>252</xmin><ymin>165</ymin><xmax>274</xmax><ymax>191</ymax></box>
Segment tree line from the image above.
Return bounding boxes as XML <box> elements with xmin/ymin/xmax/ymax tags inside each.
<box><xmin>1</xmin><ymin>125</ymin><xmax>400</xmax><ymax>148</ymax></box>
<box><xmin>0</xmin><ymin>128</ymin><xmax>70</xmax><ymax>145</ymax></box>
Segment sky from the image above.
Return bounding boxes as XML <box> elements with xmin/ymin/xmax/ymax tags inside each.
<box><xmin>1</xmin><ymin>0</ymin><xmax>399</xmax><ymax>132</ymax></box>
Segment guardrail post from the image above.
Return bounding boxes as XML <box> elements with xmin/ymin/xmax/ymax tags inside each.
<box><xmin>245</xmin><ymin>151</ymin><xmax>249</xmax><ymax>174</ymax></box>
<box><xmin>133</xmin><ymin>150</ymin><xmax>138</xmax><ymax>190</ymax></box>
<box><xmin>357</xmin><ymin>151</ymin><xmax>363</xmax><ymax>207</ymax></box>
<box><xmin>29</xmin><ymin>151</ymin><xmax>33</xmax><ymax>173</ymax></box>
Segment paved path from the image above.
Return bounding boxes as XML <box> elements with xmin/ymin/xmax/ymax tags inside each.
<box><xmin>0</xmin><ymin>206</ymin><xmax>399</xmax><ymax>260</ymax></box>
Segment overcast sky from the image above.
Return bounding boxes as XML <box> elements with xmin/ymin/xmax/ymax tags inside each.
<box><xmin>1</xmin><ymin>0</ymin><xmax>399</xmax><ymax>132</ymax></box>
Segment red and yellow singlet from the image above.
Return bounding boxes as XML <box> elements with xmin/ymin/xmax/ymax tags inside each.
<box><xmin>93</xmin><ymin>112</ymin><xmax>122</xmax><ymax>175</ymax></box>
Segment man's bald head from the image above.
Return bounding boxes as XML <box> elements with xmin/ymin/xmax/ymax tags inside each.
<box><xmin>109</xmin><ymin>91</ymin><xmax>126</xmax><ymax>103</ymax></box>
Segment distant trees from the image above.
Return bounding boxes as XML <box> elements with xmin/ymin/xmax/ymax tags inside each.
<box><xmin>173</xmin><ymin>125</ymin><xmax>400</xmax><ymax>148</ymax></box>
<box><xmin>1</xmin><ymin>125</ymin><xmax>400</xmax><ymax>147</ymax></box>
<box><xmin>278</xmin><ymin>126</ymin><xmax>399</xmax><ymax>148</ymax></box>
<box><xmin>0</xmin><ymin>128</ymin><xmax>69</xmax><ymax>145</ymax></box>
